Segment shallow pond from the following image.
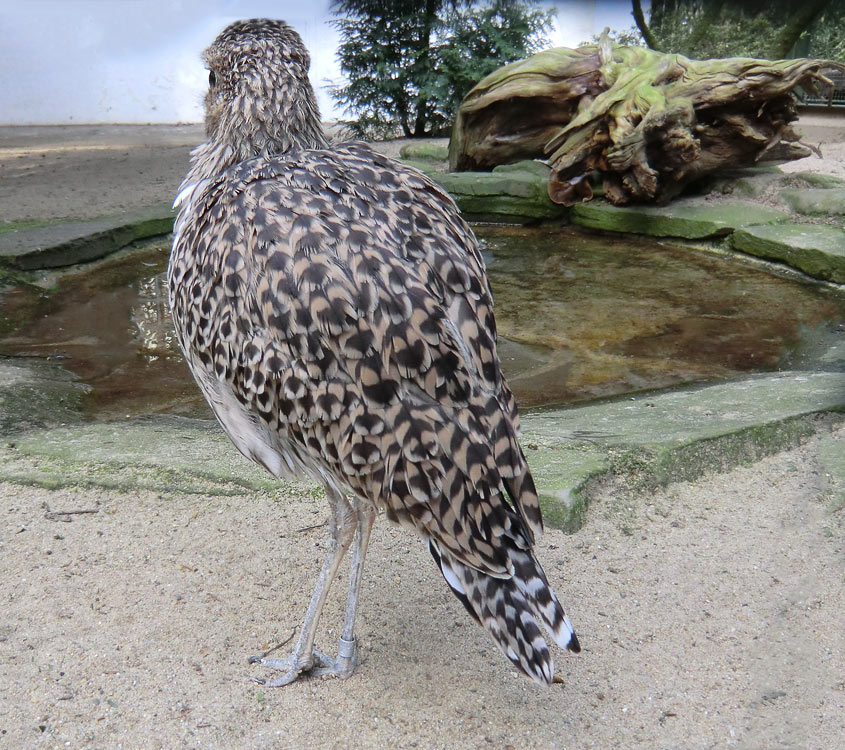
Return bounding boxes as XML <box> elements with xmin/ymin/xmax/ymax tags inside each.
<box><xmin>1</xmin><ymin>225</ymin><xmax>842</xmax><ymax>420</ymax></box>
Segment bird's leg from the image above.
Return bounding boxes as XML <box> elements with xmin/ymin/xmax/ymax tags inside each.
<box><xmin>329</xmin><ymin>498</ymin><xmax>377</xmax><ymax>678</ymax></box>
<box><xmin>251</xmin><ymin>487</ymin><xmax>356</xmax><ymax>687</ymax></box>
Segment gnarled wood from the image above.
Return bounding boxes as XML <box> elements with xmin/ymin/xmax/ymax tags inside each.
<box><xmin>450</xmin><ymin>41</ymin><xmax>844</xmax><ymax>205</ymax></box>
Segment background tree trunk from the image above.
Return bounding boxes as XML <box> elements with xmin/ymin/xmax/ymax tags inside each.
<box><xmin>412</xmin><ymin>0</ymin><xmax>438</xmax><ymax>137</ymax></box>
<box><xmin>634</xmin><ymin>0</ymin><xmax>833</xmax><ymax>60</ymax></box>
<box><xmin>632</xmin><ymin>0</ymin><xmax>661</xmax><ymax>51</ymax></box>
<box><xmin>768</xmin><ymin>0</ymin><xmax>831</xmax><ymax>58</ymax></box>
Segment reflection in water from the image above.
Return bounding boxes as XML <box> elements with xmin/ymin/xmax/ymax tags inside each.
<box><xmin>132</xmin><ymin>273</ymin><xmax>178</xmax><ymax>357</ymax></box>
<box><xmin>0</xmin><ymin>242</ymin><xmax>207</xmax><ymax>420</ymax></box>
<box><xmin>1</xmin><ymin>227</ymin><xmax>843</xmax><ymax>420</ymax></box>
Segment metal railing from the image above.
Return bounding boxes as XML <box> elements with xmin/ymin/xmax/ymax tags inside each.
<box><xmin>799</xmin><ymin>68</ymin><xmax>845</xmax><ymax>107</ymax></box>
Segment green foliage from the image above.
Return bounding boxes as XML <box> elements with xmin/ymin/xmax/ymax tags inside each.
<box><xmin>331</xmin><ymin>0</ymin><xmax>553</xmax><ymax>139</ymax></box>
<box><xmin>801</xmin><ymin>0</ymin><xmax>845</xmax><ymax>60</ymax></box>
<box><xmin>435</xmin><ymin>2</ymin><xmax>554</xmax><ymax>122</ymax></box>
<box><xmin>330</xmin><ymin>2</ymin><xmax>432</xmax><ymax>139</ymax></box>
<box><xmin>631</xmin><ymin>0</ymin><xmax>838</xmax><ymax>60</ymax></box>
<box><xmin>582</xmin><ymin>27</ymin><xmax>644</xmax><ymax>48</ymax></box>
<box><xmin>648</xmin><ymin>2</ymin><xmax>781</xmax><ymax>58</ymax></box>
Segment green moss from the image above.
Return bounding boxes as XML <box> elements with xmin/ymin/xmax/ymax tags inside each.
<box><xmin>571</xmin><ymin>198</ymin><xmax>791</xmax><ymax>238</ymax></box>
<box><xmin>732</xmin><ymin>223</ymin><xmax>845</xmax><ymax>283</ymax></box>
<box><xmin>399</xmin><ymin>142</ymin><xmax>449</xmax><ymax>161</ymax></box>
<box><xmin>0</xmin><ymin>217</ymin><xmax>67</xmax><ymax>236</ymax></box>
<box><xmin>779</xmin><ymin>188</ymin><xmax>845</xmax><ymax>217</ymax></box>
<box><xmin>0</xmin><ymin>205</ymin><xmax>175</xmax><ymax>270</ymax></box>
<box><xmin>789</xmin><ymin>172</ymin><xmax>845</xmax><ymax>189</ymax></box>
<box><xmin>538</xmin><ymin>488</ymin><xmax>589</xmax><ymax>533</ymax></box>
<box><xmin>633</xmin><ymin>415</ymin><xmax>821</xmax><ymax>490</ymax></box>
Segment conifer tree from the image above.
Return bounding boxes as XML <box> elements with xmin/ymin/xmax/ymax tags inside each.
<box><xmin>331</xmin><ymin>0</ymin><xmax>553</xmax><ymax>138</ymax></box>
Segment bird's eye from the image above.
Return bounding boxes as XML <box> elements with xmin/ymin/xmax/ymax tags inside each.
<box><xmin>208</xmin><ymin>71</ymin><xmax>217</xmax><ymax>87</ymax></box>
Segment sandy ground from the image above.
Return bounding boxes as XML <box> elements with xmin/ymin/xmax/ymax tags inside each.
<box><xmin>779</xmin><ymin>140</ymin><xmax>845</xmax><ymax>179</ymax></box>
<box><xmin>779</xmin><ymin>110</ymin><xmax>845</xmax><ymax>179</ymax></box>
<box><xmin>2</xmin><ymin>430</ymin><xmax>843</xmax><ymax>749</ymax></box>
<box><xmin>0</xmin><ymin>116</ymin><xmax>844</xmax><ymax>747</ymax></box>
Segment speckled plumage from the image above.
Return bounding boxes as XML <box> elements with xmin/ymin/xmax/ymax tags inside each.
<box><xmin>169</xmin><ymin>18</ymin><xmax>579</xmax><ymax>685</ymax></box>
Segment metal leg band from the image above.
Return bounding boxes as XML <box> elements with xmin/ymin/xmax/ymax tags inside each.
<box><xmin>337</xmin><ymin>635</ymin><xmax>356</xmax><ymax>659</ymax></box>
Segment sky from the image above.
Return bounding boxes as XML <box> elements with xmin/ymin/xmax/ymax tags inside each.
<box><xmin>0</xmin><ymin>0</ymin><xmax>638</xmax><ymax>125</ymax></box>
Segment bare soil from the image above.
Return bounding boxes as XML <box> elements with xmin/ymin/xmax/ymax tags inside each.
<box><xmin>1</xmin><ymin>117</ymin><xmax>844</xmax><ymax>748</ymax></box>
<box><xmin>2</xmin><ymin>428</ymin><xmax>843</xmax><ymax>748</ymax></box>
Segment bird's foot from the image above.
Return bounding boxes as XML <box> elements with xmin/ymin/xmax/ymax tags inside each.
<box><xmin>249</xmin><ymin>636</ymin><xmax>357</xmax><ymax>687</ymax></box>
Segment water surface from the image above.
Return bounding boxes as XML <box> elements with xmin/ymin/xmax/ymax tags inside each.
<box><xmin>482</xmin><ymin>225</ymin><xmax>844</xmax><ymax>405</ymax></box>
<box><xmin>1</xmin><ymin>226</ymin><xmax>842</xmax><ymax>420</ymax></box>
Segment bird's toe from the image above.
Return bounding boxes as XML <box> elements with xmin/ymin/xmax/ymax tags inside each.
<box><xmin>248</xmin><ymin>639</ymin><xmax>358</xmax><ymax>686</ymax></box>
<box><xmin>309</xmin><ymin>638</ymin><xmax>357</xmax><ymax>680</ymax></box>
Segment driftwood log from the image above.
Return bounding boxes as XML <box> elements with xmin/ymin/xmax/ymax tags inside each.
<box><xmin>449</xmin><ymin>39</ymin><xmax>844</xmax><ymax>205</ymax></box>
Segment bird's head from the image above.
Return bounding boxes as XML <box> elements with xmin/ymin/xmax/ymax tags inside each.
<box><xmin>196</xmin><ymin>19</ymin><xmax>326</xmax><ymax>171</ymax></box>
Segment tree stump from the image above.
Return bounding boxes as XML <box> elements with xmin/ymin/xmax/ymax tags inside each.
<box><xmin>449</xmin><ymin>39</ymin><xmax>844</xmax><ymax>206</ymax></box>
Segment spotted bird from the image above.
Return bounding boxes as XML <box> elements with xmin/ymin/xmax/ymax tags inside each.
<box><xmin>168</xmin><ymin>18</ymin><xmax>580</xmax><ymax>686</ymax></box>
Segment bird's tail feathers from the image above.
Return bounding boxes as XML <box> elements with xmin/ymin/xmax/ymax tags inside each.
<box><xmin>510</xmin><ymin>547</ymin><xmax>580</xmax><ymax>655</ymax></box>
<box><xmin>429</xmin><ymin>539</ymin><xmax>579</xmax><ymax>684</ymax></box>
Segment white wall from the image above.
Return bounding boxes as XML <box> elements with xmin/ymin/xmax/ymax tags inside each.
<box><xmin>0</xmin><ymin>0</ymin><xmax>635</xmax><ymax>125</ymax></box>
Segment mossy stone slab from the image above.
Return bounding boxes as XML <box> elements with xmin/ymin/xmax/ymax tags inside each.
<box><xmin>492</xmin><ymin>160</ymin><xmax>553</xmax><ymax>178</ymax></box>
<box><xmin>779</xmin><ymin>188</ymin><xmax>845</xmax><ymax>217</ymax></box>
<box><xmin>435</xmin><ymin>171</ymin><xmax>544</xmax><ymax>198</ymax></box>
<box><xmin>521</xmin><ymin>443</ymin><xmax>608</xmax><ymax>533</ymax></box>
<box><xmin>2</xmin><ymin>373</ymin><xmax>842</xmax><ymax>529</ymax></box>
<box><xmin>789</xmin><ymin>171</ymin><xmax>845</xmax><ymax>189</ymax></box>
<box><xmin>2</xmin><ymin>416</ymin><xmax>287</xmax><ymax>495</ymax></box>
<box><xmin>434</xmin><ymin>171</ymin><xmax>568</xmax><ymax>222</ymax></box>
<box><xmin>525</xmin><ymin>371</ymin><xmax>845</xmax><ymax>447</ymax></box>
<box><xmin>571</xmin><ymin>198</ymin><xmax>791</xmax><ymax>238</ymax></box>
<box><xmin>0</xmin><ymin>204</ymin><xmax>175</xmax><ymax>270</ymax></box>
<box><xmin>450</xmin><ymin>195</ymin><xmax>568</xmax><ymax>222</ymax></box>
<box><xmin>0</xmin><ymin>359</ymin><xmax>89</xmax><ymax>436</ymax></box>
<box><xmin>731</xmin><ymin>223</ymin><xmax>845</xmax><ymax>282</ymax></box>
<box><xmin>521</xmin><ymin>372</ymin><xmax>845</xmax><ymax>528</ymax></box>
<box><xmin>401</xmin><ymin>160</ymin><xmax>441</xmax><ymax>175</ymax></box>
<box><xmin>399</xmin><ymin>142</ymin><xmax>449</xmax><ymax>161</ymax></box>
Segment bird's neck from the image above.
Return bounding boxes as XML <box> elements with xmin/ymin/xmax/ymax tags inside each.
<box><xmin>180</xmin><ymin>86</ymin><xmax>328</xmax><ymax>190</ymax></box>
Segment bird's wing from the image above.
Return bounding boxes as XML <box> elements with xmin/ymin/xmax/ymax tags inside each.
<box><xmin>169</xmin><ymin>142</ymin><xmax>542</xmax><ymax>575</ymax></box>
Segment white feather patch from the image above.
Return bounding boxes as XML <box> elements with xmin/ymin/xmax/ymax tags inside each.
<box><xmin>440</xmin><ymin>558</ymin><xmax>465</xmax><ymax>596</ymax></box>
